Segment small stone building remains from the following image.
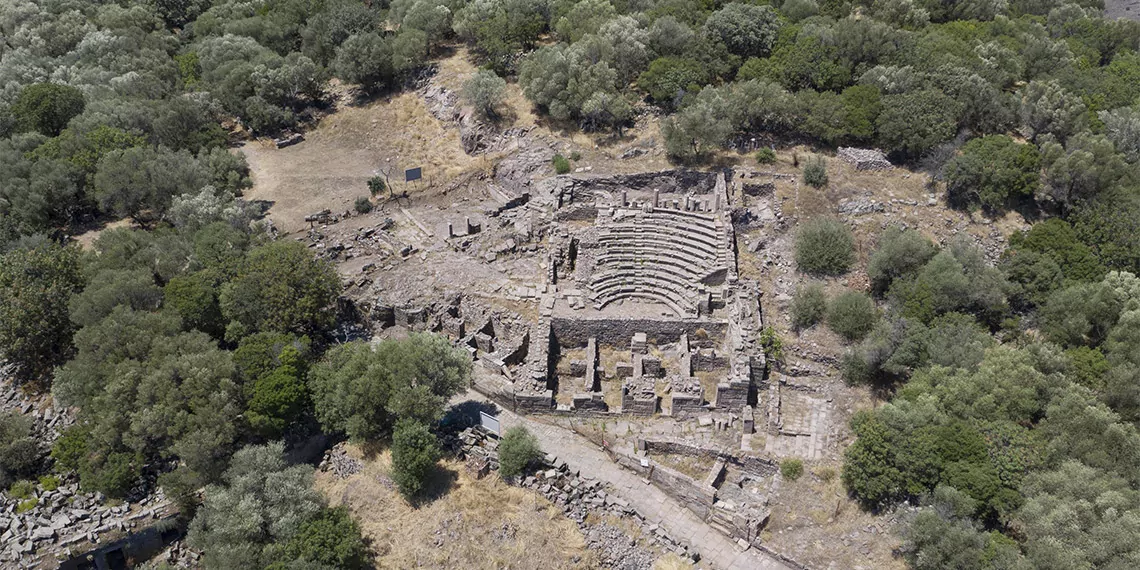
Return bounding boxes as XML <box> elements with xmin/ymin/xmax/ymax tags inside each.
<box><xmin>836</xmin><ymin>147</ymin><xmax>892</xmax><ymax>171</ymax></box>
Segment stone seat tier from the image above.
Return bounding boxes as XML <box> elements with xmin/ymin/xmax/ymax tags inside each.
<box><xmin>593</xmin><ymin>252</ymin><xmax>726</xmax><ymax>288</ymax></box>
<box><xmin>601</xmin><ymin>220</ymin><xmax>723</xmax><ymax>250</ymax></box>
<box><xmin>598</xmin><ymin>229</ymin><xmax>722</xmax><ymax>261</ymax></box>
<box><xmin>635</xmin><ymin>207</ymin><xmax>719</xmax><ymax>226</ymax></box>
<box><xmin>590</xmin><ymin>272</ymin><xmax>701</xmax><ymax>314</ymax></box>
<box><xmin>598</xmin><ymin>233</ymin><xmax>721</xmax><ymax>266</ymax></box>
<box><xmin>591</xmin><ymin>266</ymin><xmax>705</xmax><ymax>297</ymax></box>
<box><xmin>596</xmin><ymin>245</ymin><xmax>717</xmax><ymax>276</ymax></box>
<box><xmin>590</xmin><ymin>277</ymin><xmax>699</xmax><ymax>310</ymax></box>
<box><xmin>591</xmin><ymin>287</ymin><xmax>690</xmax><ymax>315</ymax></box>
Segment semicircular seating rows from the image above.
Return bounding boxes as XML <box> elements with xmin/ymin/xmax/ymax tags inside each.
<box><xmin>589</xmin><ymin>207</ymin><xmax>728</xmax><ymax>316</ymax></box>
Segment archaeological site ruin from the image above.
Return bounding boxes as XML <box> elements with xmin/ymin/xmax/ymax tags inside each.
<box><xmin>342</xmin><ymin>157</ymin><xmax>836</xmax><ymax>565</ymax></box>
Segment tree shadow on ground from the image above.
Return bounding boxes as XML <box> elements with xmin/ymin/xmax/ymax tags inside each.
<box><xmin>441</xmin><ymin>399</ymin><xmax>500</xmax><ymax>432</ymax></box>
<box><xmin>409</xmin><ymin>463</ymin><xmax>459</xmax><ymax>508</ymax></box>
<box><xmin>360</xmin><ymin>439</ymin><xmax>390</xmax><ymax>461</ymax></box>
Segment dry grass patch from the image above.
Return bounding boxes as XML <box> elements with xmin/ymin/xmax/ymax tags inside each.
<box><xmin>316</xmin><ymin>444</ymin><xmax>596</xmax><ymax>570</ymax></box>
<box><xmin>240</xmin><ymin>89</ymin><xmax>483</xmax><ymax>232</ymax></box>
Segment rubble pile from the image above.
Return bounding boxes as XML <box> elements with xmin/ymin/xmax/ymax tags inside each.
<box><xmin>318</xmin><ymin>442</ymin><xmax>363</xmax><ymax>479</ymax></box>
<box><xmin>836</xmin><ymin>147</ymin><xmax>893</xmax><ymax>171</ymax></box>
<box><xmin>0</xmin><ymin>484</ymin><xmax>173</xmax><ymax>566</ymax></box>
<box><xmin>520</xmin><ymin>463</ymin><xmax>701</xmax><ymax>567</ymax></box>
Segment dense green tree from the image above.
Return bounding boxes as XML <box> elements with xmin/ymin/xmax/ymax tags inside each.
<box><xmin>945</xmin><ymin>135</ymin><xmax>1041</xmax><ymax>211</ymax></box>
<box><xmin>0</xmin><ymin>413</ymin><xmax>40</xmax><ymax>488</ymax></box>
<box><xmin>188</xmin><ymin>442</ymin><xmax>324</xmax><ymax>569</ymax></box>
<box><xmin>68</xmin><ymin>269</ymin><xmax>163</xmax><ymax>328</ymax></box>
<box><xmin>1003</xmin><ymin>219</ymin><xmax>1105</xmax><ymax>308</ymax></box>
<box><xmin>333</xmin><ymin>33</ymin><xmax>394</xmax><ymax>91</ymax></box>
<box><xmin>390</xmin><ymin>419</ymin><xmax>441</xmax><ymax>499</ymax></box>
<box><xmin>280</xmin><ymin>506</ymin><xmax>369</xmax><ymax>569</ymax></box>
<box><xmin>795</xmin><ymin>218</ymin><xmax>856</xmax><ymax>276</ymax></box>
<box><xmin>0</xmin><ymin>244</ymin><xmax>85</xmax><ymax>384</ymax></box>
<box><xmin>219</xmin><ymin>241</ymin><xmax>342</xmax><ymax>340</ymax></box>
<box><xmin>1071</xmin><ymin>188</ymin><xmax>1140</xmax><ymax>274</ymax></box>
<box><xmin>843</xmin><ymin>410</ymin><xmax>905</xmax><ymax>508</ymax></box>
<box><xmin>233</xmin><ymin>332</ymin><xmax>312</xmax><ymax>387</ymax></box>
<box><xmin>165</xmin><ymin>269</ymin><xmax>222</xmax><ymax>335</ymax></box>
<box><xmin>246</xmin><ymin>348</ymin><xmax>309</xmax><ymax>439</ymax></box>
<box><xmin>498</xmin><ymin>425</ymin><xmax>543</xmax><ymax>478</ymax></box>
<box><xmin>839</xmin><ymin>85</ymin><xmax>883</xmax><ymax>143</ymax></box>
<box><xmin>308</xmin><ymin>334</ymin><xmax>472</xmax><ymax>441</ymax></box>
<box><xmin>703</xmin><ymin>3</ymin><xmax>781</xmax><ymax>58</ymax></box>
<box><xmin>11</xmin><ymin>83</ymin><xmax>86</xmax><ymax>136</ymax></box>
<box><xmin>53</xmin><ymin>307</ymin><xmax>243</xmax><ymax>491</ymax></box>
<box><xmin>877</xmin><ymin>89</ymin><xmax>960</xmax><ymax>158</ymax></box>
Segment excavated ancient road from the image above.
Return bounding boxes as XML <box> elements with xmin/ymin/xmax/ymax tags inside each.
<box><xmin>456</xmin><ymin>390</ymin><xmax>795</xmax><ymax>570</ymax></box>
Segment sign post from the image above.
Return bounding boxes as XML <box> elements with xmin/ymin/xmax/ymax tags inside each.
<box><xmin>405</xmin><ymin>167</ymin><xmax>422</xmax><ymax>192</ymax></box>
<box><xmin>478</xmin><ymin>411</ymin><xmax>501</xmax><ymax>437</ymax></box>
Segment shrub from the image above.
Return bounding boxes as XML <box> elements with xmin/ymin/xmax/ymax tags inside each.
<box><xmin>38</xmin><ymin>475</ymin><xmax>59</xmax><ymax>492</ymax></box>
<box><xmin>795</xmin><ymin>218</ymin><xmax>855</xmax><ymax>276</ymax></box>
<box><xmin>499</xmin><ymin>426</ymin><xmax>543</xmax><ymax>478</ymax></box>
<box><xmin>354</xmin><ymin>197</ymin><xmax>373</xmax><ymax>214</ymax></box>
<box><xmin>828</xmin><ymin>291</ymin><xmax>878</xmax><ymax>341</ymax></box>
<box><xmin>553</xmin><ymin>154</ymin><xmax>571</xmax><ymax>174</ymax></box>
<box><xmin>755</xmin><ymin>147</ymin><xmax>777</xmax><ymax>164</ymax></box>
<box><xmin>282</xmin><ymin>506</ymin><xmax>369</xmax><ymax>569</ymax></box>
<box><xmin>367</xmin><ymin>175</ymin><xmax>387</xmax><ymax>197</ymax></box>
<box><xmin>817</xmin><ymin>466</ymin><xmax>836</xmax><ymax>482</ymax></box>
<box><xmin>461</xmin><ymin>69</ymin><xmax>508</xmax><ymax>120</ymax></box>
<box><xmin>803</xmin><ymin>156</ymin><xmax>828</xmax><ymax>188</ymax></box>
<box><xmin>760</xmin><ymin>326</ymin><xmax>784</xmax><ymax>362</ymax></box>
<box><xmin>16</xmin><ymin>498</ymin><xmax>36</xmax><ymax>513</ymax></box>
<box><xmin>569</xmin><ymin>151</ymin><xmax>582</xmax><ymax>161</ymax></box>
<box><xmin>390</xmin><ymin>420</ymin><xmax>441</xmax><ymax>499</ymax></box>
<box><xmin>867</xmin><ymin>226</ymin><xmax>937</xmax><ymax>296</ymax></box>
<box><xmin>8</xmin><ymin>480</ymin><xmax>34</xmax><ymax>499</ymax></box>
<box><xmin>781</xmin><ymin>458</ymin><xmax>804</xmax><ymax>481</ymax></box>
<box><xmin>791</xmin><ymin>282</ymin><xmax>828</xmax><ymax>330</ymax></box>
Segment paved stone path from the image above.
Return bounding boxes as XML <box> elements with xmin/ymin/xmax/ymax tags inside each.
<box><xmin>460</xmin><ymin>391</ymin><xmax>794</xmax><ymax>570</ymax></box>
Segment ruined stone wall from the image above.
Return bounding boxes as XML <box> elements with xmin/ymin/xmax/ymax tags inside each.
<box><xmin>613</xmin><ymin>453</ymin><xmax>716</xmax><ymax>519</ymax></box>
<box><xmin>714</xmin><ymin>381</ymin><xmax>749</xmax><ymax>410</ymax></box>
<box><xmin>692</xmin><ymin>352</ymin><xmax>730</xmax><ymax>372</ymax></box>
<box><xmin>551</xmin><ymin>317</ymin><xmax>727</xmax><ymax>349</ymax></box>
<box><xmin>514</xmin><ymin>390</ymin><xmax>554</xmax><ymax>413</ymax></box>
<box><xmin>669</xmin><ymin>393</ymin><xmax>705</xmax><ymax>418</ymax></box>
<box><xmin>621</xmin><ymin>391</ymin><xmax>658</xmax><ymax>415</ymax></box>
<box><xmin>572</xmin><ymin>393</ymin><xmax>609</xmax><ymax>411</ymax></box>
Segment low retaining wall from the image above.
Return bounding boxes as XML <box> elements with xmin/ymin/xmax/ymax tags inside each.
<box><xmin>551</xmin><ymin>316</ymin><xmax>728</xmax><ymax>348</ymax></box>
<box><xmin>639</xmin><ymin>438</ymin><xmax>779</xmax><ymax>478</ymax></box>
<box><xmin>614</xmin><ymin>453</ymin><xmax>716</xmax><ymax>519</ymax></box>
